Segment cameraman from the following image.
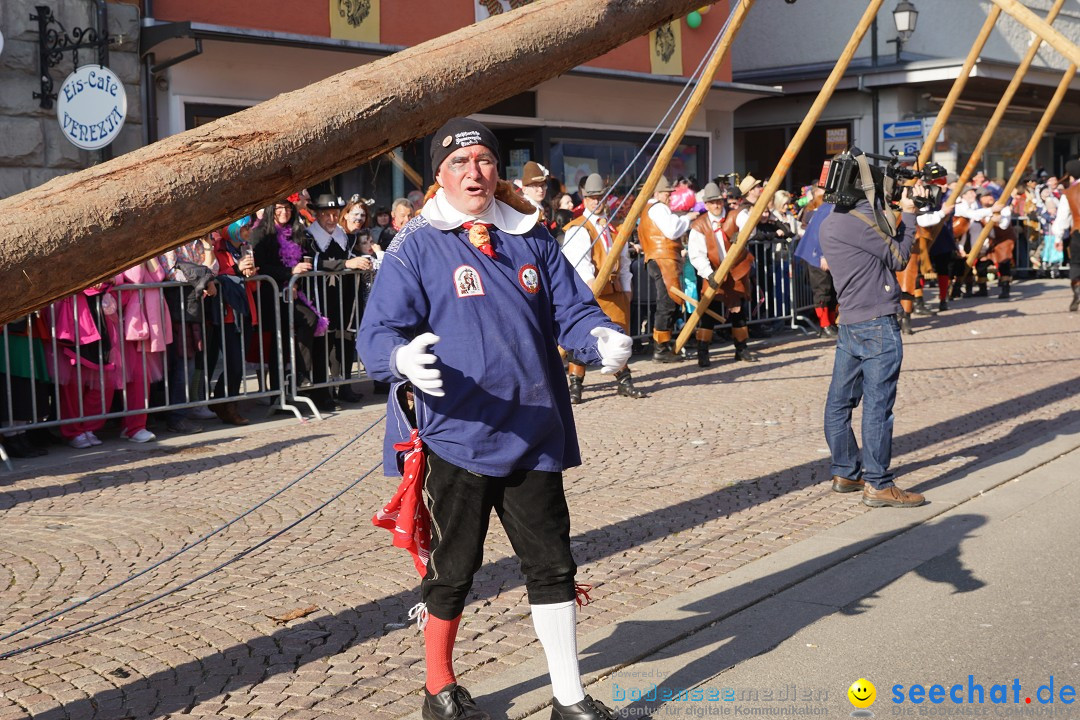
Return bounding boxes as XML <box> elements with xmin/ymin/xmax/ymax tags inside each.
<box><xmin>820</xmin><ymin>156</ymin><xmax>926</xmax><ymax>509</ymax></box>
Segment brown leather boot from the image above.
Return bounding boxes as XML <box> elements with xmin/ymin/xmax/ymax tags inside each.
<box><xmin>214</xmin><ymin>402</ymin><xmax>250</xmax><ymax>426</ymax></box>
<box><xmin>831</xmin><ymin>475</ymin><xmax>864</xmax><ymax>493</ymax></box>
<box><xmin>862</xmin><ymin>484</ymin><xmax>925</xmax><ymax>508</ymax></box>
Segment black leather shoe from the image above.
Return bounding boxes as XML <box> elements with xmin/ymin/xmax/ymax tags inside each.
<box><xmin>652</xmin><ymin>342</ymin><xmax>682</xmax><ymax>363</ymax></box>
<box><xmin>733</xmin><ymin>340</ymin><xmax>759</xmax><ymax>362</ymax></box>
<box><xmin>614</xmin><ymin>368</ymin><xmax>646</xmax><ymax>398</ymax></box>
<box><xmin>338</xmin><ymin>387</ymin><xmax>364</xmax><ymax>403</ymax></box>
<box><xmin>423</xmin><ymin>684</ymin><xmax>490</xmax><ymax>720</ymax></box>
<box><xmin>819</xmin><ymin>324</ymin><xmax>838</xmax><ymax>338</ymax></box>
<box><xmin>551</xmin><ymin>695</ymin><xmax>617</xmax><ymax>720</ymax></box>
<box><xmin>2</xmin><ymin>434</ymin><xmax>46</xmax><ymax>458</ymax></box>
<box><xmin>900</xmin><ymin>314</ymin><xmax>913</xmax><ymax>336</ymax></box>
<box><xmin>568</xmin><ymin>375</ymin><xmax>583</xmax><ymax>405</ymax></box>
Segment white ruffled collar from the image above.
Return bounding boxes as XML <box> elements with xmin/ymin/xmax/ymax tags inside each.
<box><xmin>308</xmin><ymin>222</ymin><xmax>348</xmax><ymax>252</ymax></box>
<box><xmin>422</xmin><ymin>188</ymin><xmax>538</xmax><ymax>235</ymax></box>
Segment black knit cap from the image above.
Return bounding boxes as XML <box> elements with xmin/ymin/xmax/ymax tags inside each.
<box><xmin>430</xmin><ymin>117</ymin><xmax>500</xmax><ymax>176</ymax></box>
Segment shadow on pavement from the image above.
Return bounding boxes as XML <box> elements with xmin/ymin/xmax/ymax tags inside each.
<box><xmin>13</xmin><ymin>372</ymin><xmax>1079</xmax><ymax>720</ymax></box>
<box><xmin>573</xmin><ymin>513</ymin><xmax>987</xmax><ymax>719</ymax></box>
<box><xmin>0</xmin><ymin>433</ymin><xmax>332</xmax><ymax>511</ymax></box>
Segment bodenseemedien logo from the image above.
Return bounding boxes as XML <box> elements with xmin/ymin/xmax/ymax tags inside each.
<box><xmin>848</xmin><ymin>678</ymin><xmax>876</xmax><ymax>717</ymax></box>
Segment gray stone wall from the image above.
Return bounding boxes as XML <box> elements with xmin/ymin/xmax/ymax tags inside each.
<box><xmin>0</xmin><ymin>0</ymin><xmax>142</xmax><ymax>200</ymax></box>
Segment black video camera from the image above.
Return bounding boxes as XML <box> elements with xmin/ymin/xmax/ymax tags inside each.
<box><xmin>823</xmin><ymin>146</ymin><xmax>947</xmax><ymax>210</ymax></box>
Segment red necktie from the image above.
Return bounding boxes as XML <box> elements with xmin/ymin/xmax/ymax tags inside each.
<box><xmin>462</xmin><ymin>221</ymin><xmax>497</xmax><ymax>259</ymax></box>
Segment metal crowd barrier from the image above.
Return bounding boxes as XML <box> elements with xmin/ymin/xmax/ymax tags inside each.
<box><xmin>625</xmin><ymin>237</ymin><xmax>815</xmax><ymax>348</ymax></box>
<box><xmin>0</xmin><ymin>275</ymin><xmax>302</xmax><ymax>468</ymax></box>
<box><xmin>285</xmin><ymin>269</ymin><xmax>370</xmax><ymax>420</ymax></box>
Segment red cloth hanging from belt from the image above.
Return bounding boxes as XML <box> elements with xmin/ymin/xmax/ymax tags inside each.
<box><xmin>372</xmin><ymin>428</ymin><xmax>430</xmax><ymax>578</ymax></box>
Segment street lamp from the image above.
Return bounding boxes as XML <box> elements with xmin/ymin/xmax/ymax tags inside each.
<box><xmin>889</xmin><ymin>0</ymin><xmax>919</xmax><ymax>60</ymax></box>
<box><xmin>893</xmin><ymin>0</ymin><xmax>918</xmax><ymax>42</ymax></box>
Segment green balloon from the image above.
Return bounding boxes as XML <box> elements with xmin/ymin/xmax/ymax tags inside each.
<box><xmin>686</xmin><ymin>11</ymin><xmax>703</xmax><ymax>28</ymax></box>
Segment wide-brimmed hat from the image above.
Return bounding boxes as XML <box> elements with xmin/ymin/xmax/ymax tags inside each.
<box><xmin>654</xmin><ymin>175</ymin><xmax>673</xmax><ymax>193</ymax></box>
<box><xmin>738</xmin><ymin>174</ymin><xmax>761</xmax><ymax>195</ymax></box>
<box><xmin>582</xmin><ymin>173</ymin><xmax>606</xmax><ymax>198</ymax></box>
<box><xmin>521</xmin><ymin>161</ymin><xmax>549</xmax><ymax>185</ymax></box>
<box><xmin>701</xmin><ymin>182</ymin><xmax>723</xmax><ymax>202</ymax></box>
<box><xmin>311</xmin><ymin>194</ymin><xmax>346</xmax><ymax>211</ymax></box>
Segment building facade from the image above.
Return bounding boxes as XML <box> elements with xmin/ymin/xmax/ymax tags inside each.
<box><xmin>731</xmin><ymin>0</ymin><xmax>1080</xmax><ymax>189</ymax></box>
<box><xmin>0</xmin><ymin>0</ymin><xmax>142</xmax><ymax>200</ymax></box>
<box><xmin>139</xmin><ymin>0</ymin><xmax>775</xmax><ymax>207</ymax></box>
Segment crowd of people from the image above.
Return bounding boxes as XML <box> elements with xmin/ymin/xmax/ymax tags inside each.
<box><xmin>2</xmin><ymin>146</ymin><xmax>1072</xmax><ymax>462</ymax></box>
<box><xmin>0</xmin><ymin>190</ymin><xmax>420</xmax><ymax>458</ymax></box>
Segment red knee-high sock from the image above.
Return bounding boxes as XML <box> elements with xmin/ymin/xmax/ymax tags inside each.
<box><xmin>815</xmin><ymin>307</ymin><xmax>831</xmax><ymax>327</ymax></box>
<box><xmin>938</xmin><ymin>275</ymin><xmax>950</xmax><ymax>301</ymax></box>
<box><xmin>827</xmin><ymin>306</ymin><xmax>838</xmax><ymax>325</ymax></box>
<box><xmin>425</xmin><ymin>614</ymin><xmax>461</xmax><ymax>694</ymax></box>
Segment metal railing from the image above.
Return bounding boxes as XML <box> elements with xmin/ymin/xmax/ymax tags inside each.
<box><xmin>0</xmin><ymin>275</ymin><xmax>304</xmax><ymax>468</ymax></box>
<box><xmin>626</xmin><ymin>237</ymin><xmax>816</xmax><ymax>346</ymax></box>
<box><xmin>285</xmin><ymin>269</ymin><xmax>370</xmax><ymax>420</ymax></box>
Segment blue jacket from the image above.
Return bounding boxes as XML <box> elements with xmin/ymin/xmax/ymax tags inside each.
<box><xmin>819</xmin><ymin>200</ymin><xmax>915</xmax><ymax>325</ymax></box>
<box><xmin>794</xmin><ymin>203</ymin><xmax>834</xmax><ymax>265</ymax></box>
<box><xmin>357</xmin><ymin>215</ymin><xmax>619</xmax><ymax>477</ymax></box>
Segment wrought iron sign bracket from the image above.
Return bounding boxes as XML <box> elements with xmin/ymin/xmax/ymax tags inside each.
<box><xmin>31</xmin><ymin>4</ymin><xmax>110</xmax><ymax>109</ymax></box>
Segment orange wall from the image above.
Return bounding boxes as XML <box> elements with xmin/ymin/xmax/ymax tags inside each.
<box><xmin>151</xmin><ymin>0</ymin><xmax>731</xmax><ymax>81</ymax></box>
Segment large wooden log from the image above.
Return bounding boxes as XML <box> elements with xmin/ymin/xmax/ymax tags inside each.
<box><xmin>0</xmin><ymin>0</ymin><xmax>720</xmax><ymax>325</ymax></box>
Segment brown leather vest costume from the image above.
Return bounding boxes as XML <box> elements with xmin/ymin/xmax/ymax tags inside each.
<box><xmin>690</xmin><ymin>213</ymin><xmax>753</xmax><ymax>281</ymax></box>
<box><xmin>1064</xmin><ymin>184</ymin><xmax>1080</xmax><ymax>232</ymax></box>
<box><xmin>562</xmin><ymin>215</ymin><xmax>624</xmax><ymax>294</ymax></box>
<box><xmin>638</xmin><ymin>201</ymin><xmax>682</xmax><ymax>262</ymax></box>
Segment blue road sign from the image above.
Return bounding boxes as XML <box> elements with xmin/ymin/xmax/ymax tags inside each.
<box><xmin>882</xmin><ymin>121</ymin><xmax>924</xmax><ymax>140</ymax></box>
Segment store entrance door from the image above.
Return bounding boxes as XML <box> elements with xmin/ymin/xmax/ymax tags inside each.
<box><xmin>492</xmin><ymin>126</ymin><xmax>544</xmax><ymax>184</ymax></box>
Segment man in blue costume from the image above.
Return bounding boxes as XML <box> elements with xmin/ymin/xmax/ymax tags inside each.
<box><xmin>358</xmin><ymin>118</ymin><xmax>632</xmax><ymax>720</ymax></box>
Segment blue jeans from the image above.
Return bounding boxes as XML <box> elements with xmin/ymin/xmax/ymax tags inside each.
<box><xmin>824</xmin><ymin>315</ymin><xmax>903</xmax><ymax>489</ymax></box>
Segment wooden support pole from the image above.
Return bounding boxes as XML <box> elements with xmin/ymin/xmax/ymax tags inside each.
<box><xmin>0</xmin><ymin>0</ymin><xmax>728</xmax><ymax>325</ymax></box>
<box><xmin>669</xmin><ymin>287</ymin><xmax>726</xmax><ymax>323</ymax></box>
<box><xmin>964</xmin><ymin>65</ymin><xmax>1076</xmax><ymax>273</ymax></box>
<box><xmin>917</xmin><ymin>7</ymin><xmax>1001</xmax><ymax>167</ymax></box>
<box><xmin>590</xmin><ymin>0</ymin><xmax>755</xmax><ymax>296</ymax></box>
<box><xmin>947</xmin><ymin>0</ymin><xmax>1066</xmax><ymax>211</ymax></box>
<box><xmin>900</xmin><ymin>6</ymin><xmax>1002</xmax><ymax>307</ymax></box>
<box><xmin>675</xmin><ymin>0</ymin><xmax>885</xmax><ymax>353</ymax></box>
<box><xmin>912</xmin><ymin>0</ymin><xmax>1064</xmax><ymax>299</ymax></box>
<box><xmin>989</xmin><ymin>0</ymin><xmax>1080</xmax><ymax>67</ymax></box>
<box><xmin>386</xmin><ymin>150</ymin><xmax>424</xmax><ymax>190</ymax></box>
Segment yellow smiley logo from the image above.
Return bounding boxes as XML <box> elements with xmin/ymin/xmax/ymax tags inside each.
<box><xmin>848</xmin><ymin>678</ymin><xmax>876</xmax><ymax>709</ymax></box>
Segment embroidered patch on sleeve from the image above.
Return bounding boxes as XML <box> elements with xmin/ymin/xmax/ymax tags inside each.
<box><xmin>517</xmin><ymin>264</ymin><xmax>540</xmax><ymax>294</ymax></box>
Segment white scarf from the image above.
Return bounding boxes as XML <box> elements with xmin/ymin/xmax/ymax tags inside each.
<box><xmin>308</xmin><ymin>222</ymin><xmax>349</xmax><ymax>253</ymax></box>
<box><xmin>422</xmin><ymin>188</ymin><xmax>538</xmax><ymax>235</ymax></box>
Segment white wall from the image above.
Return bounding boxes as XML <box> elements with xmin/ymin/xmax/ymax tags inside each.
<box><xmin>733</xmin><ymin>0</ymin><xmax>1080</xmax><ymax>74</ymax></box>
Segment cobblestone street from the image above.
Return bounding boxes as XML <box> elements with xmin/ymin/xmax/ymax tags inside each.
<box><xmin>2</xmin><ymin>278</ymin><xmax>1078</xmax><ymax>720</ymax></box>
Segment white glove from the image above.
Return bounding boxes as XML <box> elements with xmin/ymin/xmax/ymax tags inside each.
<box><xmin>393</xmin><ymin>332</ymin><xmax>444</xmax><ymax>397</ymax></box>
<box><xmin>591</xmin><ymin>327</ymin><xmax>632</xmax><ymax>374</ymax></box>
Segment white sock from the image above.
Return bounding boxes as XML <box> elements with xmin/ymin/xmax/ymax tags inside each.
<box><xmin>531</xmin><ymin>600</ymin><xmax>585</xmax><ymax>706</ymax></box>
